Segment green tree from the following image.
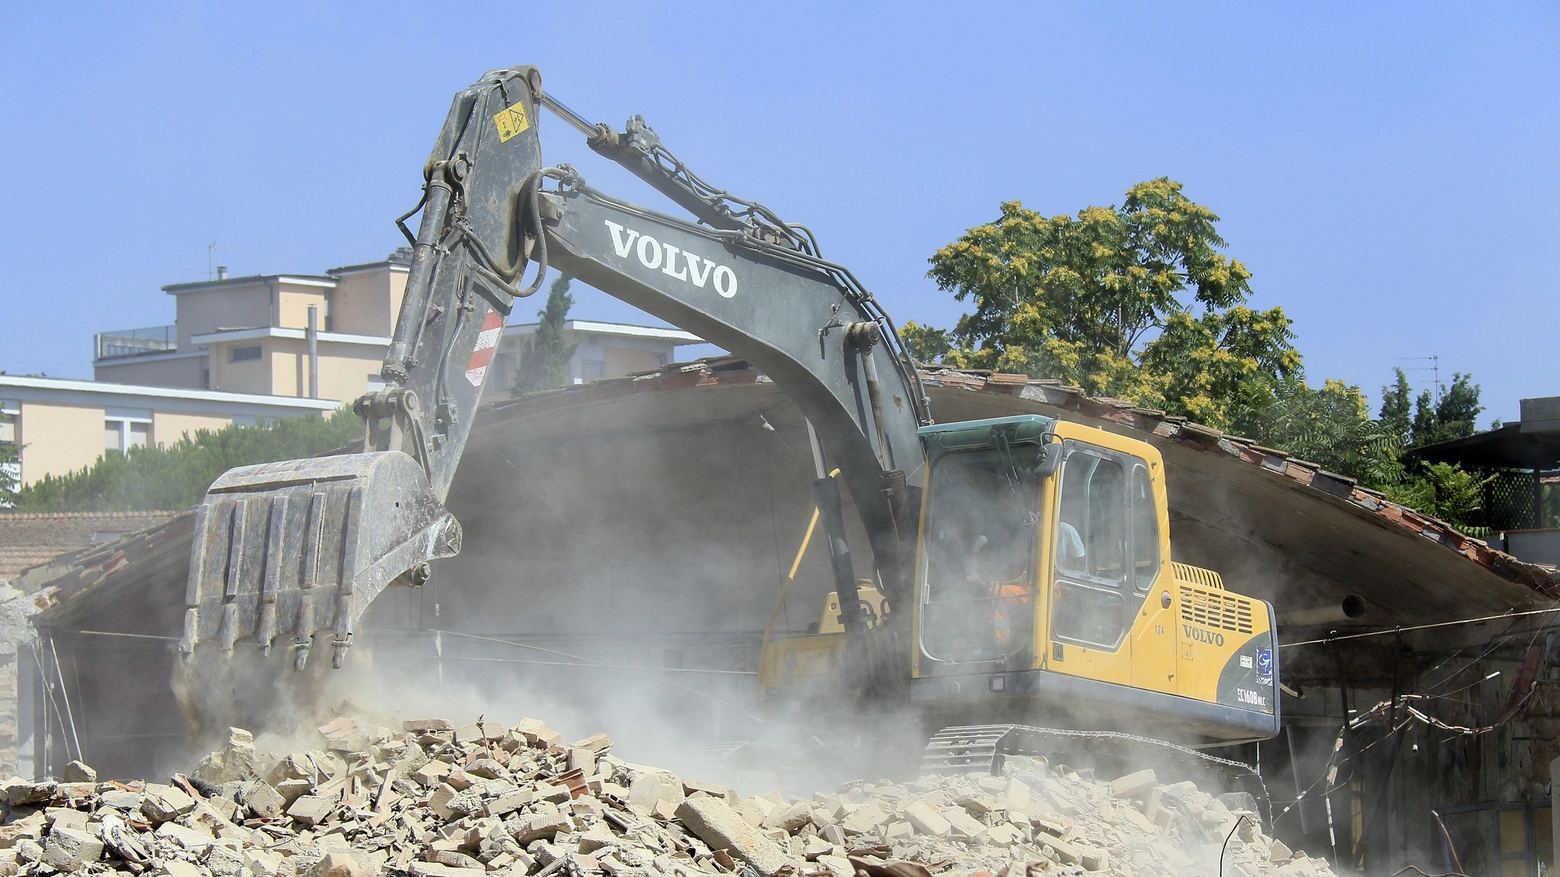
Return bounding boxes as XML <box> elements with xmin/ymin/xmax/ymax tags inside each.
<box><xmin>926</xmin><ymin>179</ymin><xmax>1299</xmax><ymax>428</ymax></box>
<box><xmin>511</xmin><ymin>275</ymin><xmax>579</xmax><ymax>396</ymax></box>
<box><xmin>920</xmin><ymin>182</ymin><xmax>1497</xmax><ymax>530</ymax></box>
<box><xmin>0</xmin><ymin>440</ymin><xmax>19</xmax><ymax>508</ymax></box>
<box><xmin>1243</xmin><ymin>379</ymin><xmax>1403</xmax><ymax>486</ymax></box>
<box><xmin>10</xmin><ymin>409</ymin><xmax>362</xmax><ymax>512</ymax></box>
<box><xmin>1383</xmin><ymin>462</ymin><xmax>1490</xmax><ymax>530</ymax></box>
<box><xmin>1409</xmin><ymin>373</ymin><xmax>1482</xmax><ymax>448</ymax></box>
<box><xmin>1379</xmin><ymin>368</ymin><xmax>1413</xmax><ymax>445</ymax></box>
<box><xmin>898</xmin><ymin>320</ymin><xmax>952</xmax><ymax>364</ymax></box>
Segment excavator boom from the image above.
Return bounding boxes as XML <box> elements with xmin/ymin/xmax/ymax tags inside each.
<box><xmin>182</xmin><ymin>67</ymin><xmax>547</xmax><ymax>668</ymax></box>
<box><xmin>180</xmin><ymin>65</ymin><xmax>928</xmax><ymax>670</ymax></box>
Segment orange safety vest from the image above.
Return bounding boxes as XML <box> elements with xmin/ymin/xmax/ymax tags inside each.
<box><xmin>991</xmin><ymin>581</ymin><xmax>1034</xmax><ymax>644</ymax></box>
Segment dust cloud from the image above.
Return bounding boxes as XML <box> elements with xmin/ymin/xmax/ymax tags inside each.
<box><xmin>170</xmin><ymin>390</ymin><xmax>1270</xmax><ymax>803</ymax></box>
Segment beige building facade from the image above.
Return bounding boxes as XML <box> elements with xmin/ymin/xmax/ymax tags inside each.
<box><xmin>95</xmin><ymin>251</ymin><xmax>412</xmax><ymax>404</ymax></box>
<box><xmin>0</xmin><ymin>376</ymin><xmax>337</xmax><ymax>488</ymax></box>
<box><xmin>94</xmin><ymin>248</ymin><xmax>705</xmax><ymax>405</ymax></box>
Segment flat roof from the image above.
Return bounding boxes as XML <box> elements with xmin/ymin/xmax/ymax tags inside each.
<box><xmin>504</xmin><ymin>319</ymin><xmax>702</xmax><ymax>343</ymax></box>
<box><xmin>189</xmin><ymin>327</ymin><xmax>392</xmax><ymax>347</ymax></box>
<box><xmin>328</xmin><ymin>247</ymin><xmax>414</xmax><ymax>276</ymax></box>
<box><xmin>0</xmin><ymin>374</ymin><xmax>339</xmax><ymax>412</ymax></box>
<box><xmin>162</xmin><ymin>274</ymin><xmax>337</xmax><ymax>294</ymax></box>
<box><xmin>93</xmin><ymin>349</ymin><xmax>207</xmax><ymax>366</ymax></box>
<box><xmin>1415</xmin><ymin>423</ymin><xmax>1560</xmax><ymax>471</ymax></box>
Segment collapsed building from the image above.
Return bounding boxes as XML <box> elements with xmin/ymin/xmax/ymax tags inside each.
<box><xmin>7</xmin><ymin>360</ymin><xmax>1559</xmax><ymax>876</ymax></box>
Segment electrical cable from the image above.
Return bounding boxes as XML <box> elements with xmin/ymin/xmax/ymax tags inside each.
<box><xmin>1419</xmin><ymin>615</ymin><xmax>1544</xmax><ymax>696</ymax></box>
<box><xmin>1219</xmin><ymin>814</ymin><xmax>1249</xmax><ymax>877</ymax></box>
<box><xmin>1279</xmin><ymin>604</ymin><xmax>1560</xmax><ymax>649</ymax></box>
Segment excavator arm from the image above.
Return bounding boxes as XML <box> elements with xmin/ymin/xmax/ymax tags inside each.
<box><xmin>180</xmin><ymin>65</ymin><xmax>929</xmax><ymax>672</ymax></box>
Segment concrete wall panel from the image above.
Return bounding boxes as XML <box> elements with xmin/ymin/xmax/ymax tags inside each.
<box><xmin>95</xmin><ymin>355</ymin><xmax>206</xmax><ymax>390</ymax></box>
<box><xmin>18</xmin><ymin>401</ymin><xmax>104</xmax><ymax>485</ymax></box>
<box><xmin>151</xmin><ymin>411</ymin><xmax>232</xmax><ymax>447</ymax></box>
<box><xmin>174</xmin><ymin>284</ymin><xmax>270</xmax><ymax>347</ymax></box>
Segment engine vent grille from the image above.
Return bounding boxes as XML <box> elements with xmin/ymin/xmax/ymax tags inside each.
<box><xmin>1180</xmin><ymin>585</ymin><xmax>1254</xmax><ymax>634</ymax></box>
<box><xmin>1172</xmin><ymin>562</ymin><xmax>1225</xmax><ymax>590</ymax></box>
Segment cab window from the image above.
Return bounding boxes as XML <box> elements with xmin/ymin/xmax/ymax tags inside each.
<box><xmin>920</xmin><ymin>441</ymin><xmax>1044</xmax><ymax>665</ymax></box>
<box><xmin>1131</xmin><ymin>463</ymin><xmax>1160</xmax><ymax>590</ymax></box>
<box><xmin>1056</xmin><ymin>453</ymin><xmax>1125</xmax><ymax>584</ymax></box>
<box><xmin>1052</xmin><ymin>449</ymin><xmax>1161</xmax><ymax>651</ymax></box>
<box><xmin>1052</xmin><ymin>450</ymin><xmax>1127</xmax><ymax>648</ymax></box>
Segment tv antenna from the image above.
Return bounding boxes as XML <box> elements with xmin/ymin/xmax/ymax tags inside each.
<box><xmin>1402</xmin><ymin>355</ymin><xmax>1442</xmax><ymax>402</ymax></box>
<box><xmin>207</xmin><ymin>241</ymin><xmax>240</xmax><ymax>280</ymax></box>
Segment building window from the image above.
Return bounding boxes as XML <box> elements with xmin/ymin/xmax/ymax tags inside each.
<box><xmin>0</xmin><ymin>402</ymin><xmax>17</xmax><ymax>495</ymax></box>
<box><xmin>230</xmin><ymin>344</ymin><xmax>262</xmax><ymax>363</ymax></box>
<box><xmin>105</xmin><ymin>419</ymin><xmax>152</xmax><ymax>453</ymax></box>
<box><xmin>653</xmin><ymin>352</ymin><xmax>668</xmax><ymax>368</ymax></box>
<box><xmin>581</xmin><ymin>360</ymin><xmax>605</xmax><ymax>383</ymax></box>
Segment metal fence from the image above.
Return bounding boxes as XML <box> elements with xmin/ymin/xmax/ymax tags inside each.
<box><xmin>94</xmin><ymin>325</ymin><xmax>176</xmax><ymax>360</ymax></box>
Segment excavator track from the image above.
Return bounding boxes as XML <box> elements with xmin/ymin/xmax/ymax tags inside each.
<box><xmin>922</xmin><ymin>723</ymin><xmax>1268</xmax><ymax>779</ymax></box>
<box><xmin>920</xmin><ymin>724</ymin><xmax>1020</xmax><ymax>774</ymax></box>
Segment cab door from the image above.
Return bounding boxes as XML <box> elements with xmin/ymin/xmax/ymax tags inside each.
<box><xmin>1126</xmin><ymin>460</ymin><xmax>1177</xmax><ymax>694</ymax></box>
<box><xmin>1045</xmin><ymin>441</ymin><xmax>1172</xmax><ymax>693</ymax></box>
<box><xmin>1047</xmin><ymin>443</ymin><xmax>1134</xmax><ymax>683</ymax></box>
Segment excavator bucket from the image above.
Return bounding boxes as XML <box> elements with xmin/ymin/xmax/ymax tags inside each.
<box><xmin>179</xmin><ymin>451</ymin><xmax>461</xmax><ymax>670</ymax></box>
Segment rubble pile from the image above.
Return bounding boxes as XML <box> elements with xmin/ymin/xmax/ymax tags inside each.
<box><xmin>0</xmin><ymin>717</ymin><xmax>1333</xmax><ymax>877</ymax></box>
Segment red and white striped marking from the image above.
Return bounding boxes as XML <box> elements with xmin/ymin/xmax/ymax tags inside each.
<box><xmin>464</xmin><ymin>311</ymin><xmax>505</xmax><ymax>387</ymax></box>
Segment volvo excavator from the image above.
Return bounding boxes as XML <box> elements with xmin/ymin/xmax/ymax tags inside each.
<box><xmin>179</xmin><ymin>65</ymin><xmax>1279</xmax><ymax>771</ymax></box>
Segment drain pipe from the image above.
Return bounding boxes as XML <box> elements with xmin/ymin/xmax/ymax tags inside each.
<box><xmin>306</xmin><ymin>306</ymin><xmax>320</xmax><ymax>399</ymax></box>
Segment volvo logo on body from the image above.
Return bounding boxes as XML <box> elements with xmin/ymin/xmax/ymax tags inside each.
<box><xmin>1182</xmin><ymin>624</ymin><xmax>1225</xmax><ymax>646</ymax></box>
<box><xmin>604</xmin><ymin>220</ymin><xmax>738</xmax><ymax>299</ymax></box>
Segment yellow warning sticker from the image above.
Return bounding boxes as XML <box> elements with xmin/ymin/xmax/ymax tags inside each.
<box><xmin>493</xmin><ymin>101</ymin><xmax>531</xmax><ymax>142</ymax></box>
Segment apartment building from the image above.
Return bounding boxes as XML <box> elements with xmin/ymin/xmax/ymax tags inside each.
<box><xmin>95</xmin><ymin>250</ymin><xmax>703</xmax><ymax>404</ymax></box>
<box><xmin>0</xmin><ymin>376</ymin><xmax>337</xmax><ymax>487</ymax></box>
<box><xmin>94</xmin><ymin>250</ymin><xmax>413</xmax><ymax>404</ymax></box>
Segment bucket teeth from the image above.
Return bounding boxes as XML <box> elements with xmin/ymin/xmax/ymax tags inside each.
<box><xmin>331</xmin><ymin>636</ymin><xmax>351</xmax><ymax>669</ymax></box>
<box><xmin>217</xmin><ymin>603</ymin><xmax>238</xmax><ymax>653</ymax></box>
<box><xmin>182</xmin><ymin>452</ymin><xmax>462</xmax><ymax>669</ymax></box>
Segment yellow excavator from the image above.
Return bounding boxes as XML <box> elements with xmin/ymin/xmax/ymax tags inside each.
<box><xmin>179</xmin><ymin>65</ymin><xmax>1278</xmax><ymax>766</ymax></box>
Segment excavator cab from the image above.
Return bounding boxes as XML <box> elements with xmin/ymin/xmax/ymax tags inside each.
<box><xmin>910</xmin><ymin>415</ymin><xmax>1281</xmax><ymax>745</ymax></box>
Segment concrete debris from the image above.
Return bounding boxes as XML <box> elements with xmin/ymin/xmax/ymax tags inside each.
<box><xmin>197</xmin><ymin>731</ymin><xmax>258</xmax><ymax>786</ymax></box>
<box><xmin>0</xmin><ymin>716</ymin><xmax>1333</xmax><ymax>877</ymax></box>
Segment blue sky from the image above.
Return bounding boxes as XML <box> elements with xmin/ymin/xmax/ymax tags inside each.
<box><xmin>2</xmin><ymin>3</ymin><xmax>1555</xmax><ymax>423</ymax></box>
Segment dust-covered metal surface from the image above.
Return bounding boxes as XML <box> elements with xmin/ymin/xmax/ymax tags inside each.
<box><xmin>181</xmin><ymin>452</ymin><xmax>461</xmax><ymax>669</ymax></box>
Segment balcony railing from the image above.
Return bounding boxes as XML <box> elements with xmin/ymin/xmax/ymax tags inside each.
<box><xmin>95</xmin><ymin>325</ymin><xmax>177</xmax><ymax>360</ymax></box>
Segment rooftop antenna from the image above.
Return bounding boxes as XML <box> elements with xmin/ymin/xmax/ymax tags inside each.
<box><xmin>207</xmin><ymin>241</ymin><xmax>240</xmax><ymax>280</ymax></box>
<box><xmin>1401</xmin><ymin>354</ymin><xmax>1442</xmax><ymax>402</ymax></box>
